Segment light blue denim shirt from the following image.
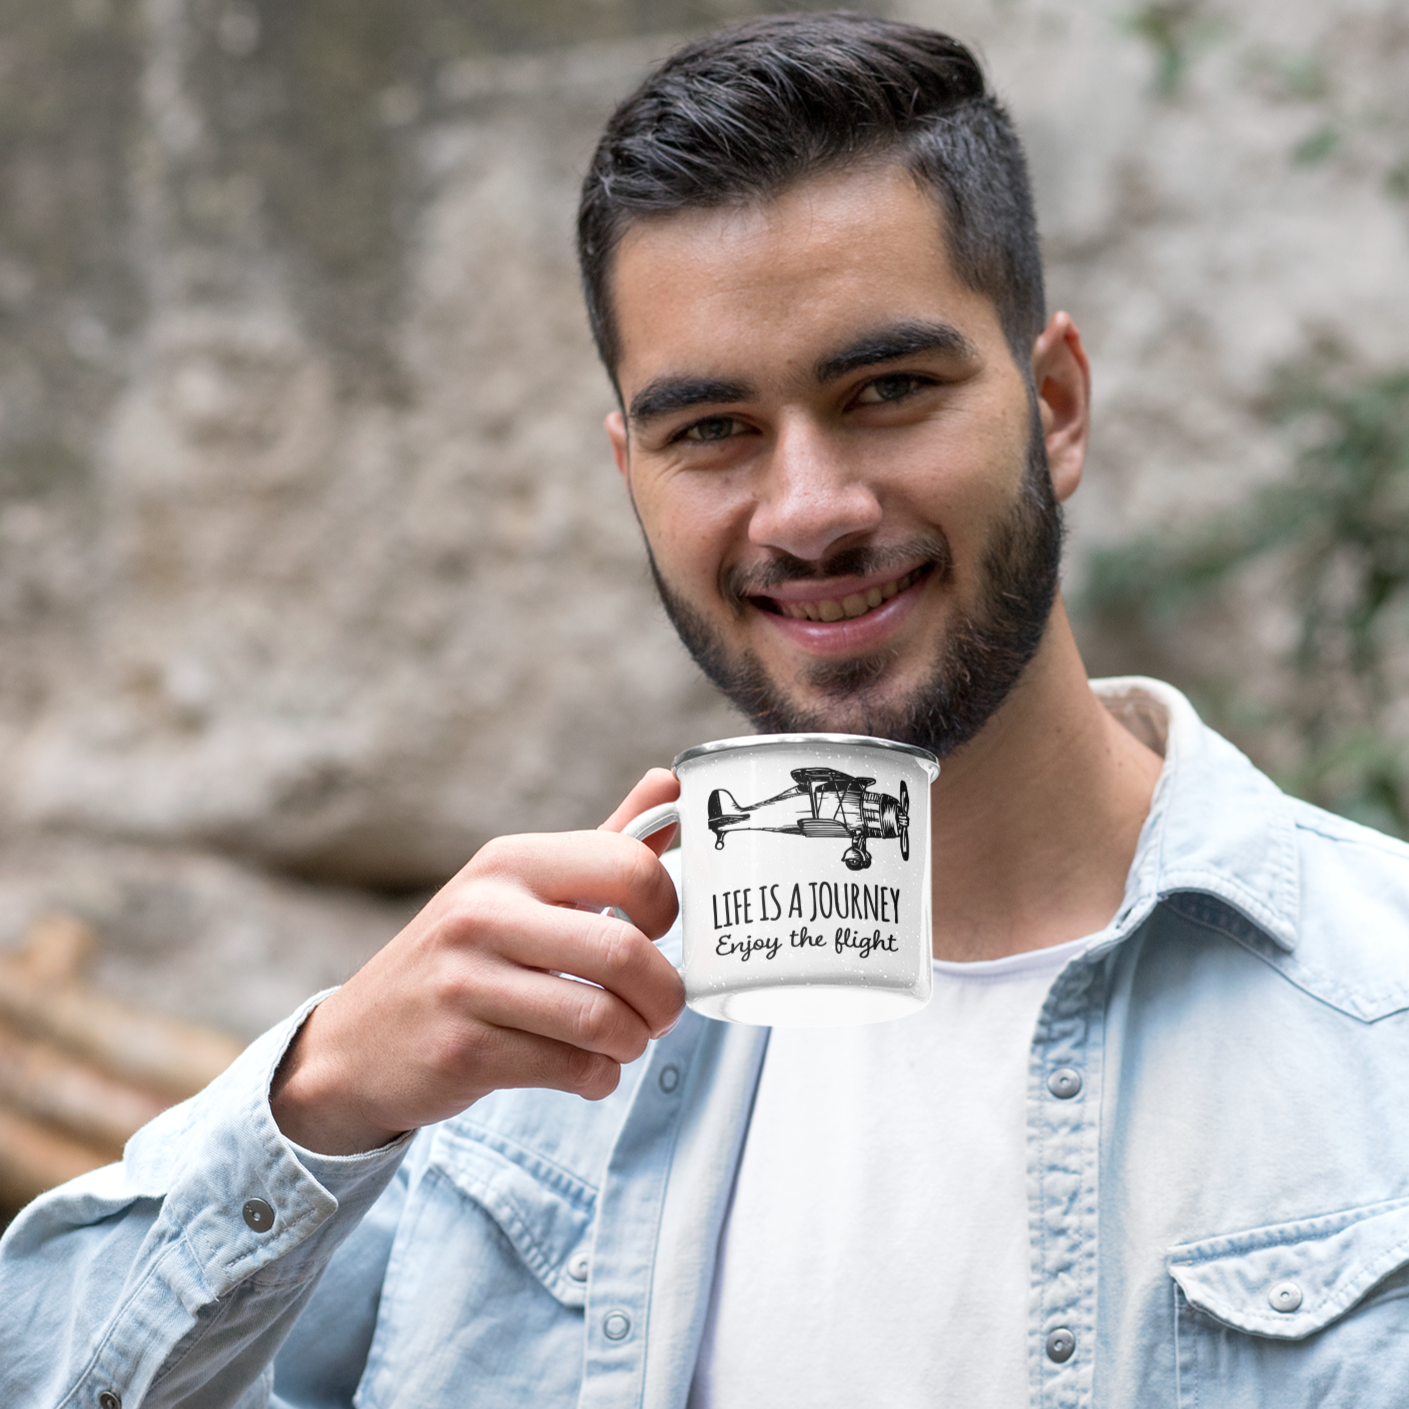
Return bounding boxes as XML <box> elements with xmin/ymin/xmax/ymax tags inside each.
<box><xmin>6</xmin><ymin>678</ymin><xmax>1409</xmax><ymax>1409</ymax></box>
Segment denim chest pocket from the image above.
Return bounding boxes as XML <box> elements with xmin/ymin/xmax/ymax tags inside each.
<box><xmin>1169</xmin><ymin>1199</ymin><xmax>1409</xmax><ymax>1407</ymax></box>
<box><xmin>355</xmin><ymin>1123</ymin><xmax>598</xmax><ymax>1408</ymax></box>
<box><xmin>423</xmin><ymin>1121</ymin><xmax>597</xmax><ymax>1307</ymax></box>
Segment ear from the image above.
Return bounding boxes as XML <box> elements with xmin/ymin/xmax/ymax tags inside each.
<box><xmin>605</xmin><ymin>410</ymin><xmax>630</xmax><ymax>481</ymax></box>
<box><xmin>1030</xmin><ymin>311</ymin><xmax>1090</xmax><ymax>504</ymax></box>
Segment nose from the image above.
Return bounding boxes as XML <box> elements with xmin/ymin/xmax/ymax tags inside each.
<box><xmin>747</xmin><ymin>414</ymin><xmax>883</xmax><ymax>563</ymax></box>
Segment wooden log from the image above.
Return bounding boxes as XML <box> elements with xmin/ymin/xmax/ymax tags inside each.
<box><xmin>0</xmin><ymin>1101</ymin><xmax>110</xmax><ymax>1211</ymax></box>
<box><xmin>0</xmin><ymin>911</ymin><xmax>249</xmax><ymax>1217</ymax></box>
<box><xmin>0</xmin><ymin>1022</ymin><xmax>168</xmax><ymax>1153</ymax></box>
<box><xmin>15</xmin><ymin>911</ymin><xmax>97</xmax><ymax>984</ymax></box>
<box><xmin>0</xmin><ymin>962</ymin><xmax>244</xmax><ymax>1099</ymax></box>
<box><xmin>0</xmin><ymin>947</ymin><xmax>245</xmax><ymax>1101</ymax></box>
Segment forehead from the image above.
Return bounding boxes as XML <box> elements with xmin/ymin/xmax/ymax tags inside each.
<box><xmin>609</xmin><ymin>164</ymin><xmax>1007</xmax><ymax>392</ymax></box>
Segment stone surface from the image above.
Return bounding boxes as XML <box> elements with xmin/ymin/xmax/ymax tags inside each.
<box><xmin>0</xmin><ymin>6</ymin><xmax>760</xmax><ymax>892</ymax></box>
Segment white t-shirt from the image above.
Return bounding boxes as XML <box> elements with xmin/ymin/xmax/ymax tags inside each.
<box><xmin>687</xmin><ymin>934</ymin><xmax>1095</xmax><ymax>1409</ymax></box>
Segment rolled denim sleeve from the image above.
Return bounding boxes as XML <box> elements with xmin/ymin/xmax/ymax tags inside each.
<box><xmin>0</xmin><ymin>992</ymin><xmax>410</xmax><ymax>1409</ymax></box>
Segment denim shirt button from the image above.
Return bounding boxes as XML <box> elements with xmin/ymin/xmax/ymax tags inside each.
<box><xmin>567</xmin><ymin>1253</ymin><xmax>590</xmax><ymax>1282</ymax></box>
<box><xmin>603</xmin><ymin>1311</ymin><xmax>631</xmax><ymax>1340</ymax></box>
<box><xmin>1269</xmin><ymin>1281</ymin><xmax>1303</xmax><ymax>1313</ymax></box>
<box><xmin>658</xmin><ymin>1064</ymin><xmax>681</xmax><ymax>1094</ymax></box>
<box><xmin>1047</xmin><ymin>1068</ymin><xmax>1082</xmax><ymax>1099</ymax></box>
<box><xmin>98</xmin><ymin>1394</ymin><xmax>121</xmax><ymax>1409</ymax></box>
<box><xmin>242</xmin><ymin>1199</ymin><xmax>275</xmax><ymax>1233</ymax></box>
<box><xmin>1046</xmin><ymin>1328</ymin><xmax>1076</xmax><ymax>1363</ymax></box>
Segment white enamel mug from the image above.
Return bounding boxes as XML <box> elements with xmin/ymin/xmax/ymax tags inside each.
<box><xmin>624</xmin><ymin>734</ymin><xmax>939</xmax><ymax>1027</ymax></box>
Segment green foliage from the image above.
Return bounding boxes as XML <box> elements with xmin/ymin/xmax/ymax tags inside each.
<box><xmin>1123</xmin><ymin>1</ymin><xmax>1226</xmax><ymax>99</ymax></box>
<box><xmin>1274</xmin><ymin>53</ymin><xmax>1329</xmax><ymax>102</ymax></box>
<box><xmin>1292</xmin><ymin>122</ymin><xmax>1341</xmax><ymax>166</ymax></box>
<box><xmin>1083</xmin><ymin>361</ymin><xmax>1409</xmax><ymax>835</ymax></box>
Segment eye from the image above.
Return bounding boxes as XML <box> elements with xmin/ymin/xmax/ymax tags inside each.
<box><xmin>852</xmin><ymin>373</ymin><xmax>927</xmax><ymax>406</ymax></box>
<box><xmin>679</xmin><ymin>415</ymin><xmax>746</xmax><ymax>443</ymax></box>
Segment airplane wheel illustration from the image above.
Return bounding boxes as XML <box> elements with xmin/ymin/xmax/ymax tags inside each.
<box><xmin>843</xmin><ymin>847</ymin><xmax>867</xmax><ymax>871</ymax></box>
<box><xmin>899</xmin><ymin>780</ymin><xmax>911</xmax><ymax>861</ymax></box>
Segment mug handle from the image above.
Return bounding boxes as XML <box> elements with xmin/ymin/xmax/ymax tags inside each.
<box><xmin>609</xmin><ymin>802</ymin><xmax>682</xmax><ymax>934</ymax></box>
<box><xmin>621</xmin><ymin>801</ymin><xmax>681</xmax><ymax>844</ymax></box>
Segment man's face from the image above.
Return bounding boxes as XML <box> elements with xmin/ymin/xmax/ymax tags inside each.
<box><xmin>605</xmin><ymin>164</ymin><xmax>1067</xmax><ymax>757</ymax></box>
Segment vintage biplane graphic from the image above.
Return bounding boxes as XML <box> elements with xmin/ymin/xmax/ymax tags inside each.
<box><xmin>707</xmin><ymin>767</ymin><xmax>912</xmax><ymax>871</ymax></box>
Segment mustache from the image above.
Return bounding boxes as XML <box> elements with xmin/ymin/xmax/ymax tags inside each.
<box><xmin>719</xmin><ymin>534</ymin><xmax>954</xmax><ymax>611</ymax></box>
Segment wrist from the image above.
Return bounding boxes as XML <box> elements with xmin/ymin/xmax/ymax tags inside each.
<box><xmin>269</xmin><ymin>1004</ymin><xmax>406</xmax><ymax>1156</ymax></box>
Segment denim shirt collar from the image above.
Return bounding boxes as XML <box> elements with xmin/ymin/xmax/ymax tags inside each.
<box><xmin>1095</xmin><ymin>676</ymin><xmax>1300</xmax><ymax>953</ymax></box>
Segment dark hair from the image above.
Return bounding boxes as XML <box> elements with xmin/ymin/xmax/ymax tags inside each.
<box><xmin>577</xmin><ymin>11</ymin><xmax>1045</xmax><ymax>383</ymax></box>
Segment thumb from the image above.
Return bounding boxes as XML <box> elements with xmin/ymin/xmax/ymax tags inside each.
<box><xmin>600</xmin><ymin>768</ymin><xmax>680</xmax><ymax>855</ymax></box>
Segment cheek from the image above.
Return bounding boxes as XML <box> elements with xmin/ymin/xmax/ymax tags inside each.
<box><xmin>881</xmin><ymin>416</ymin><xmax>1030</xmax><ymax>567</ymax></box>
<box><xmin>632</xmin><ymin>471</ymin><xmax>754</xmax><ymax>589</ymax></box>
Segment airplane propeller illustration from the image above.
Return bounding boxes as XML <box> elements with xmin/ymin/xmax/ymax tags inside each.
<box><xmin>708</xmin><ymin>766</ymin><xmax>914</xmax><ymax>870</ymax></box>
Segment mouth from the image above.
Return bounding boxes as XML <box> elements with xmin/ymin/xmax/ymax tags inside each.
<box><xmin>752</xmin><ymin>566</ymin><xmax>930</xmax><ymax>623</ymax></box>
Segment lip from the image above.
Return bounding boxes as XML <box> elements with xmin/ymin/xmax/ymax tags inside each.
<box><xmin>749</xmin><ymin>565</ymin><xmax>931</xmax><ymax>656</ymax></box>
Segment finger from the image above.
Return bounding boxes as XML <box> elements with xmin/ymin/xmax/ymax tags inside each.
<box><xmin>600</xmin><ymin>768</ymin><xmax>680</xmax><ymax>855</ymax></box>
<box><xmin>465</xmin><ymin>963</ymin><xmax>659</xmax><ymax>1067</ymax></box>
<box><xmin>461</xmin><ymin>894</ymin><xmax>685</xmax><ymax>1037</ymax></box>
<box><xmin>441</xmin><ymin>1021</ymin><xmax>626</xmax><ymax>1104</ymax></box>
<box><xmin>471</xmin><ymin>830</ymin><xmax>679</xmax><ymax>940</ymax></box>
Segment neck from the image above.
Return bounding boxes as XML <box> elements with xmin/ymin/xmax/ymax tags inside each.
<box><xmin>927</xmin><ymin>596</ymin><xmax>1163</xmax><ymax>961</ymax></box>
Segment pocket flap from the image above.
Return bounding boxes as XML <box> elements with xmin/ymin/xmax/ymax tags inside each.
<box><xmin>427</xmin><ymin>1121</ymin><xmax>597</xmax><ymax>1308</ymax></box>
<box><xmin>1169</xmin><ymin>1198</ymin><xmax>1409</xmax><ymax>1339</ymax></box>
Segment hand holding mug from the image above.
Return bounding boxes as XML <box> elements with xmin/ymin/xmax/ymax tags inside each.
<box><xmin>270</xmin><ymin>776</ymin><xmax>685</xmax><ymax>1155</ymax></box>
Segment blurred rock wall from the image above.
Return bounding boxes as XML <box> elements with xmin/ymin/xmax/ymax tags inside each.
<box><xmin>925</xmin><ymin>0</ymin><xmax>1409</xmax><ymax>543</ymax></box>
<box><xmin>0</xmin><ymin>0</ymin><xmax>1405</xmax><ymax>1034</ymax></box>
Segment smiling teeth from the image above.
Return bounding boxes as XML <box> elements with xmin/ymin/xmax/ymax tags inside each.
<box><xmin>778</xmin><ymin>570</ymin><xmax>919</xmax><ymax>621</ymax></box>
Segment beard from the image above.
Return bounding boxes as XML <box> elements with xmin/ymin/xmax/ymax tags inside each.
<box><xmin>646</xmin><ymin>408</ymin><xmax>1065</xmax><ymax>760</ymax></box>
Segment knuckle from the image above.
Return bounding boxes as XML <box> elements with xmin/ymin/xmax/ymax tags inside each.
<box><xmin>427</xmin><ymin>971</ymin><xmax>467</xmax><ymax>1022</ymax></box>
<box><xmin>570</xmin><ymin>991</ymin><xmax>640</xmax><ymax>1057</ymax></box>
<box><xmin>586</xmin><ymin>1063</ymin><xmax>623</xmax><ymax>1100</ymax></box>
<box><xmin>425</xmin><ymin>949</ymin><xmax>477</xmax><ymax>1011</ymax></box>
<box><xmin>564</xmin><ymin>1046</ymin><xmax>617</xmax><ymax>1097</ymax></box>
<box><xmin>467</xmin><ymin>834</ymin><xmax>513</xmax><ymax>877</ymax></box>
<box><xmin>437</xmin><ymin>887</ymin><xmax>517</xmax><ymax>954</ymax></box>
<box><xmin>425</xmin><ymin>1020</ymin><xmax>493</xmax><ymax>1083</ymax></box>
<box><xmin>570</xmin><ymin>991</ymin><xmax>615</xmax><ymax>1049</ymax></box>
<box><xmin>467</xmin><ymin>833</ymin><xmax>535</xmax><ymax>886</ymax></box>
<box><xmin>427</xmin><ymin>935</ymin><xmax>496</xmax><ymax>999</ymax></box>
<box><xmin>591</xmin><ymin>915</ymin><xmax>648</xmax><ymax>986</ymax></box>
<box><xmin>617</xmin><ymin>1025</ymin><xmax>650</xmax><ymax>1064</ymax></box>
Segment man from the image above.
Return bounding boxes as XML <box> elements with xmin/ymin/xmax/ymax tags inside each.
<box><xmin>5</xmin><ymin>13</ymin><xmax>1409</xmax><ymax>1408</ymax></box>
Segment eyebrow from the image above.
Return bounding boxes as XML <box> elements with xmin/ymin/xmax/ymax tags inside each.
<box><xmin>629</xmin><ymin>376</ymin><xmax>756</xmax><ymax>427</ymax></box>
<box><xmin>625</xmin><ymin>319</ymin><xmax>978</xmax><ymax>428</ymax></box>
<box><xmin>814</xmin><ymin>320</ymin><xmax>978</xmax><ymax>383</ymax></box>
